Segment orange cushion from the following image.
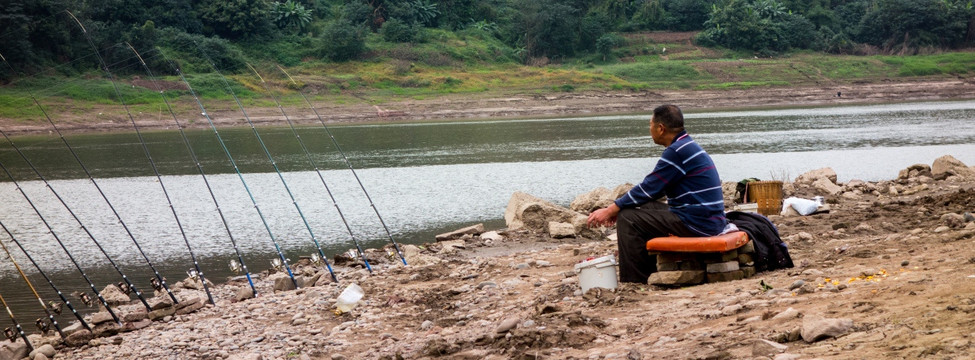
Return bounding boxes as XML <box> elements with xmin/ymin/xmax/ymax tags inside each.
<box><xmin>646</xmin><ymin>231</ymin><xmax>749</xmax><ymax>253</ymax></box>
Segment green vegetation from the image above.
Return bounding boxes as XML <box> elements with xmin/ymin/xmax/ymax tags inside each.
<box><xmin>2</xmin><ymin>0</ymin><xmax>975</xmax><ymax>120</ymax></box>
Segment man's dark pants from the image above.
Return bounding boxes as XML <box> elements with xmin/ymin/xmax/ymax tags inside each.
<box><xmin>617</xmin><ymin>201</ymin><xmax>696</xmax><ymax>283</ymax></box>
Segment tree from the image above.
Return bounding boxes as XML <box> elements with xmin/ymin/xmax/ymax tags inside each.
<box><xmin>696</xmin><ymin>0</ymin><xmax>819</xmax><ymax>54</ymax></box>
<box><xmin>507</xmin><ymin>0</ymin><xmax>581</xmax><ymax>59</ymax></box>
<box><xmin>318</xmin><ymin>19</ymin><xmax>366</xmax><ymax>61</ymax></box>
<box><xmin>271</xmin><ymin>0</ymin><xmax>313</xmax><ymax>33</ymax></box>
<box><xmin>855</xmin><ymin>0</ymin><xmax>973</xmax><ymax>51</ymax></box>
<box><xmin>196</xmin><ymin>0</ymin><xmax>273</xmax><ymax>39</ymax></box>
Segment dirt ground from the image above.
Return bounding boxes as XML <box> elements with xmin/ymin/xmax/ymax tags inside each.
<box><xmin>53</xmin><ymin>164</ymin><xmax>975</xmax><ymax>360</ymax></box>
<box><xmin>3</xmin><ymin>78</ymin><xmax>975</xmax><ymax>136</ymax></box>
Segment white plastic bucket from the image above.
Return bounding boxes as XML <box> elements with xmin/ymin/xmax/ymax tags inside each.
<box><xmin>574</xmin><ymin>255</ymin><xmax>618</xmax><ymax>292</ymax></box>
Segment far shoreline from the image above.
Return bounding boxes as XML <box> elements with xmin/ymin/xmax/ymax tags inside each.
<box><xmin>2</xmin><ymin>78</ymin><xmax>975</xmax><ymax>136</ymax></box>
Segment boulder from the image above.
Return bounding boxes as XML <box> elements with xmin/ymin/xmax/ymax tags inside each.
<box><xmin>99</xmin><ymin>284</ymin><xmax>131</xmax><ymax>306</ymax></box>
<box><xmin>28</xmin><ymin>344</ymin><xmax>56</xmax><ymax>359</ymax></box>
<box><xmin>435</xmin><ymin>224</ymin><xmax>484</xmax><ymax>241</ymax></box>
<box><xmin>235</xmin><ymin>286</ymin><xmax>256</xmax><ymax>302</ymax></box>
<box><xmin>148</xmin><ymin>295</ymin><xmax>175</xmax><ymax>310</ymax></box>
<box><xmin>932</xmin><ymin>155</ymin><xmax>975</xmax><ymax>180</ymax></box>
<box><xmin>273</xmin><ymin>275</ymin><xmax>297</xmax><ymax>292</ymax></box>
<box><xmin>752</xmin><ymin>339</ymin><xmax>788</xmax><ymax>357</ymax></box>
<box><xmin>88</xmin><ymin>311</ymin><xmax>115</xmax><ymax>325</ymax></box>
<box><xmin>548</xmin><ymin>222</ymin><xmax>576</xmax><ymax>238</ymax></box>
<box><xmin>570</xmin><ymin>187</ymin><xmax>613</xmax><ymax>213</ymax></box>
<box><xmin>63</xmin><ymin>329</ymin><xmax>92</xmax><ymax>347</ymax></box>
<box><xmin>91</xmin><ymin>321</ymin><xmax>121</xmax><ymax>337</ymax></box>
<box><xmin>505</xmin><ymin>192</ymin><xmax>580</xmax><ymax>232</ymax></box>
<box><xmin>297</xmin><ymin>273</ymin><xmax>322</xmax><ymax>288</ymax></box>
<box><xmin>801</xmin><ymin>316</ymin><xmax>853</xmax><ymax>342</ymax></box>
<box><xmin>899</xmin><ymin>164</ymin><xmax>932</xmax><ymax>179</ymax></box>
<box><xmin>812</xmin><ymin>178</ymin><xmax>843</xmax><ymax>196</ymax></box>
<box><xmin>0</xmin><ymin>340</ymin><xmax>28</xmax><ymax>360</ymax></box>
<box><xmin>795</xmin><ymin>168</ymin><xmax>837</xmax><ymax>185</ymax></box>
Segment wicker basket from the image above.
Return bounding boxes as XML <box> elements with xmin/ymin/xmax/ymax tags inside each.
<box><xmin>745</xmin><ymin>180</ymin><xmax>783</xmax><ymax>216</ymax></box>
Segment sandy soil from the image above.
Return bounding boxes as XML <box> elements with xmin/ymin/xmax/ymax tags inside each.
<box><xmin>45</xmin><ymin>161</ymin><xmax>975</xmax><ymax>360</ymax></box>
<box><xmin>3</xmin><ymin>78</ymin><xmax>975</xmax><ymax>135</ymax></box>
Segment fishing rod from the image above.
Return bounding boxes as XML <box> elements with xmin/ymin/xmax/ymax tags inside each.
<box><xmin>159</xmin><ymin>52</ymin><xmax>300</xmax><ymax>289</ymax></box>
<box><xmin>276</xmin><ymin>66</ymin><xmax>407</xmax><ymax>265</ymax></box>
<box><xmin>244</xmin><ymin>63</ymin><xmax>351</xmax><ymax>274</ymax></box>
<box><xmin>0</xmin><ymin>228</ymin><xmax>65</xmax><ymax>338</ymax></box>
<box><xmin>0</xmin><ymin>153</ymin><xmax>122</xmax><ymax>324</ymax></box>
<box><xmin>193</xmin><ymin>46</ymin><xmax>336</xmax><ymax>283</ymax></box>
<box><xmin>126</xmin><ymin>44</ymin><xmax>257</xmax><ymax>300</ymax></box>
<box><xmin>0</xmin><ymin>291</ymin><xmax>33</xmax><ymax>353</ymax></box>
<box><xmin>247</xmin><ymin>64</ymin><xmax>371</xmax><ymax>272</ymax></box>
<box><xmin>0</xmin><ymin>220</ymin><xmax>90</xmax><ymax>331</ymax></box>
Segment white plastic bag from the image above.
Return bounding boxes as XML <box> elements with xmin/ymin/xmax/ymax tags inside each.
<box><xmin>782</xmin><ymin>197</ymin><xmax>819</xmax><ymax>216</ymax></box>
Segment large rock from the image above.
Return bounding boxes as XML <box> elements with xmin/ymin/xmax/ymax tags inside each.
<box><xmin>273</xmin><ymin>275</ymin><xmax>297</xmax><ymax>292</ymax></box>
<box><xmin>64</xmin><ymin>329</ymin><xmax>93</xmax><ymax>347</ymax></box>
<box><xmin>148</xmin><ymin>295</ymin><xmax>175</xmax><ymax>310</ymax></box>
<box><xmin>99</xmin><ymin>284</ymin><xmax>131</xmax><ymax>306</ymax></box>
<box><xmin>795</xmin><ymin>168</ymin><xmax>837</xmax><ymax>185</ymax></box>
<box><xmin>91</xmin><ymin>321</ymin><xmax>121</xmax><ymax>337</ymax></box>
<box><xmin>0</xmin><ymin>340</ymin><xmax>28</xmax><ymax>360</ymax></box>
<box><xmin>88</xmin><ymin>311</ymin><xmax>115</xmax><ymax>326</ymax></box>
<box><xmin>801</xmin><ymin>316</ymin><xmax>853</xmax><ymax>342</ymax></box>
<box><xmin>548</xmin><ymin>222</ymin><xmax>576</xmax><ymax>238</ymax></box>
<box><xmin>899</xmin><ymin>164</ymin><xmax>932</xmax><ymax>179</ymax></box>
<box><xmin>570</xmin><ymin>187</ymin><xmax>613</xmax><ymax>213</ymax></box>
<box><xmin>28</xmin><ymin>344</ymin><xmax>56</xmax><ymax>359</ymax></box>
<box><xmin>812</xmin><ymin>178</ymin><xmax>843</xmax><ymax>195</ymax></box>
<box><xmin>435</xmin><ymin>224</ymin><xmax>484</xmax><ymax>241</ymax></box>
<box><xmin>148</xmin><ymin>306</ymin><xmax>176</xmax><ymax>321</ymax></box>
<box><xmin>236</xmin><ymin>286</ymin><xmax>256</xmax><ymax>302</ymax></box>
<box><xmin>505</xmin><ymin>192</ymin><xmax>579</xmax><ymax>232</ymax></box>
<box><xmin>932</xmin><ymin>155</ymin><xmax>975</xmax><ymax>180</ymax></box>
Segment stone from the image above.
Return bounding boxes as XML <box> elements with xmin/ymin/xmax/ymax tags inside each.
<box><xmin>88</xmin><ymin>311</ymin><xmax>115</xmax><ymax>325</ymax></box>
<box><xmin>648</xmin><ymin>270</ymin><xmax>705</xmax><ymax>286</ymax></box>
<box><xmin>752</xmin><ymin>339</ymin><xmax>788</xmax><ymax>357</ymax></box>
<box><xmin>706</xmin><ymin>261</ymin><xmax>740</xmax><ymax>273</ymax></box>
<box><xmin>437</xmin><ymin>239</ymin><xmax>467</xmax><ymax>254</ymax></box>
<box><xmin>796</xmin><ymin>168</ymin><xmax>837</xmax><ymax>185</ymax></box>
<box><xmin>176</xmin><ymin>299</ymin><xmax>205</xmax><ymax>315</ymax></box>
<box><xmin>236</xmin><ymin>286</ymin><xmax>256</xmax><ymax>302</ymax></box>
<box><xmin>298</xmin><ymin>273</ymin><xmax>323</xmax><ymax>288</ymax></box>
<box><xmin>61</xmin><ymin>322</ymin><xmax>84</xmax><ymax>336</ymax></box>
<box><xmin>148</xmin><ymin>306</ymin><xmax>176</xmax><ymax>321</ymax></box>
<box><xmin>273</xmin><ymin>276</ymin><xmax>297</xmax><ymax>292</ymax></box>
<box><xmin>505</xmin><ymin>191</ymin><xmax>580</xmax><ymax>232</ymax></box>
<box><xmin>421</xmin><ymin>320</ymin><xmax>434</xmax><ymax>330</ymax></box>
<box><xmin>801</xmin><ymin>316</ymin><xmax>853</xmax><ymax>342</ymax></box>
<box><xmin>932</xmin><ymin>155</ymin><xmax>975</xmax><ymax>180</ymax></box>
<box><xmin>122</xmin><ymin>319</ymin><xmax>152</xmax><ymax>332</ymax></box>
<box><xmin>91</xmin><ymin>322</ymin><xmax>121</xmax><ymax>337</ymax></box>
<box><xmin>33</xmin><ymin>354</ymin><xmax>48</xmax><ymax>360</ymax></box>
<box><xmin>738</xmin><ymin>253</ymin><xmax>755</xmax><ymax>266</ymax></box>
<box><xmin>741</xmin><ymin>266</ymin><xmax>756</xmax><ymax>278</ymax></box>
<box><xmin>655</xmin><ymin>252</ymin><xmax>699</xmax><ymax>263</ymax></box>
<box><xmin>788</xmin><ymin>280</ymin><xmax>806</xmax><ymax>290</ymax></box>
<box><xmin>175</xmin><ymin>296</ymin><xmax>201</xmax><ymax>310</ymax></box>
<box><xmin>0</xmin><ymin>341</ymin><xmax>28</xmax><ymax>360</ymax></box>
<box><xmin>496</xmin><ymin>317</ymin><xmax>520</xmax><ymax>333</ymax></box>
<box><xmin>122</xmin><ymin>307</ymin><xmax>148</xmax><ymax>322</ymax></box>
<box><xmin>739</xmin><ymin>240</ymin><xmax>755</xmax><ymax>253</ymax></box>
<box><xmin>812</xmin><ymin>177</ymin><xmax>843</xmax><ymax>196</ymax></box>
<box><xmin>721</xmin><ymin>304</ymin><xmax>743</xmax><ymax>316</ymax></box>
<box><xmin>99</xmin><ymin>284</ymin><xmax>132</xmax><ymax>306</ymax></box>
<box><xmin>64</xmin><ymin>329</ymin><xmax>93</xmax><ymax>347</ymax></box>
<box><xmin>148</xmin><ymin>295</ymin><xmax>174</xmax><ymax>311</ymax></box>
<box><xmin>942</xmin><ymin>213</ymin><xmax>967</xmax><ymax>228</ymax></box>
<box><xmin>772</xmin><ymin>307</ymin><xmax>801</xmax><ymax>320</ymax></box>
<box><xmin>435</xmin><ymin>223</ymin><xmax>484</xmax><ymax>241</ymax></box>
<box><xmin>480</xmin><ymin>231</ymin><xmax>504</xmax><ymax>242</ymax></box>
<box><xmin>476</xmin><ymin>281</ymin><xmax>498</xmax><ymax>289</ymax></box>
<box><xmin>401</xmin><ymin>245</ymin><xmax>441</xmax><ymax>266</ymax></box>
<box><xmin>707</xmin><ymin>270</ymin><xmax>744</xmax><ymax>283</ymax></box>
<box><xmin>548</xmin><ymin>221</ymin><xmax>576</xmax><ymax>238</ymax></box>
<box><xmin>570</xmin><ymin>186</ymin><xmax>614</xmax><ymax>213</ymax></box>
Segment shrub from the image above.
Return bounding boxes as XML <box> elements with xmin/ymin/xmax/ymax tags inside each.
<box><xmin>319</xmin><ymin>20</ymin><xmax>366</xmax><ymax>61</ymax></box>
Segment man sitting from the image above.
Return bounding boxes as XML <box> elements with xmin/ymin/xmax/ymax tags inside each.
<box><xmin>587</xmin><ymin>104</ymin><xmax>727</xmax><ymax>284</ymax></box>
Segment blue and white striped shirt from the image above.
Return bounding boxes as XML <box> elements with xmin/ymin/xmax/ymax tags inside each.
<box><xmin>614</xmin><ymin>131</ymin><xmax>727</xmax><ymax>236</ymax></box>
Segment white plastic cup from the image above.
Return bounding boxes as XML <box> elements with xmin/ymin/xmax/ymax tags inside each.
<box><xmin>335</xmin><ymin>283</ymin><xmax>364</xmax><ymax>313</ymax></box>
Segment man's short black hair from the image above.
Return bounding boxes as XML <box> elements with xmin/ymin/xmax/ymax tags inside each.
<box><xmin>652</xmin><ymin>104</ymin><xmax>684</xmax><ymax>133</ymax></box>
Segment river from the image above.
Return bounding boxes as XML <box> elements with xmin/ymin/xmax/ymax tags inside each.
<box><xmin>2</xmin><ymin>100</ymin><xmax>975</xmax><ymax>327</ymax></box>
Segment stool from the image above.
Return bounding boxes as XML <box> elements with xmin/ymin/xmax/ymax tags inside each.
<box><xmin>645</xmin><ymin>231</ymin><xmax>755</xmax><ymax>286</ymax></box>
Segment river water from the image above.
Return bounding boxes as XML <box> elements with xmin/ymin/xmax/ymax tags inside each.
<box><xmin>2</xmin><ymin>100</ymin><xmax>975</xmax><ymax>326</ymax></box>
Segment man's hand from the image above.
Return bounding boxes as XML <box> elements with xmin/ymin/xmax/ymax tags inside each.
<box><xmin>587</xmin><ymin>203</ymin><xmax>620</xmax><ymax>228</ymax></box>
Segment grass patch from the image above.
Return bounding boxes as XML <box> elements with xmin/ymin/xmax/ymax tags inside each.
<box><xmin>600</xmin><ymin>62</ymin><xmax>706</xmax><ymax>82</ymax></box>
<box><xmin>695</xmin><ymin>80</ymin><xmax>790</xmax><ymax>90</ymax></box>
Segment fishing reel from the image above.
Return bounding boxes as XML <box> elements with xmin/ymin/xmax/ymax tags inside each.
<box><xmin>229</xmin><ymin>259</ymin><xmax>243</xmax><ymax>274</ymax></box>
<box><xmin>270</xmin><ymin>257</ymin><xmax>284</xmax><ymax>272</ymax></box>
<box><xmin>117</xmin><ymin>281</ymin><xmax>133</xmax><ymax>294</ymax></box>
<box><xmin>310</xmin><ymin>253</ymin><xmax>324</xmax><ymax>266</ymax></box>
<box><xmin>150</xmin><ymin>277</ymin><xmax>166</xmax><ymax>292</ymax></box>
<box><xmin>47</xmin><ymin>301</ymin><xmax>63</xmax><ymax>315</ymax></box>
<box><xmin>186</xmin><ymin>269</ymin><xmax>200</xmax><ymax>281</ymax></box>
<box><xmin>77</xmin><ymin>292</ymin><xmax>94</xmax><ymax>307</ymax></box>
<box><xmin>3</xmin><ymin>327</ymin><xmax>14</xmax><ymax>342</ymax></box>
<box><xmin>346</xmin><ymin>249</ymin><xmax>359</xmax><ymax>261</ymax></box>
<box><xmin>35</xmin><ymin>318</ymin><xmax>50</xmax><ymax>334</ymax></box>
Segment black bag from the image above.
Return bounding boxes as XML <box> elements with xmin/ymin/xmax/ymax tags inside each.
<box><xmin>735</xmin><ymin>178</ymin><xmax>761</xmax><ymax>203</ymax></box>
<box><xmin>727</xmin><ymin>211</ymin><xmax>794</xmax><ymax>271</ymax></box>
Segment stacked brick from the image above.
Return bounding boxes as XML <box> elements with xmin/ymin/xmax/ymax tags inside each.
<box><xmin>647</xmin><ymin>241</ymin><xmax>757</xmax><ymax>286</ymax></box>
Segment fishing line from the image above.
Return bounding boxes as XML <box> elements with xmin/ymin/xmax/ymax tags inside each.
<box><xmin>0</xmin><ymin>219</ymin><xmax>91</xmax><ymax>331</ymax></box>
<box><xmin>194</xmin><ymin>45</ymin><xmax>335</xmax><ymax>283</ymax></box>
<box><xmin>126</xmin><ymin>43</ymin><xmax>254</xmax><ymax>301</ymax></box>
<box><xmin>0</xmin><ymin>291</ymin><xmax>33</xmax><ymax>353</ymax></box>
<box><xmin>0</xmin><ymin>229</ymin><xmax>65</xmax><ymax>338</ymax></box>
<box><xmin>158</xmin><ymin>52</ymin><xmax>300</xmax><ymax>289</ymax></box>
<box><xmin>0</xmin><ymin>153</ymin><xmax>121</xmax><ymax>324</ymax></box>
<box><xmin>247</xmin><ymin>64</ymin><xmax>370</xmax><ymax>273</ymax></box>
<box><xmin>276</xmin><ymin>66</ymin><xmax>408</xmax><ymax>265</ymax></box>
